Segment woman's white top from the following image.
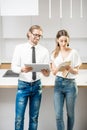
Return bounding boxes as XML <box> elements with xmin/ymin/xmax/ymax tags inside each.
<box><xmin>51</xmin><ymin>49</ymin><xmax>82</xmax><ymax>79</ymax></box>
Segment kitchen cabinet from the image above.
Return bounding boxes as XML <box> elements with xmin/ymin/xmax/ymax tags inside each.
<box><xmin>1</xmin><ymin>0</ymin><xmax>87</xmax><ymax>38</ymax></box>
<box><xmin>61</xmin><ymin>0</ymin><xmax>87</xmax><ymax>38</ymax></box>
<box><xmin>0</xmin><ymin>16</ymin><xmax>2</xmax><ymax>64</ymax></box>
<box><xmin>32</xmin><ymin>0</ymin><xmax>87</xmax><ymax>38</ymax></box>
<box><xmin>2</xmin><ymin>16</ymin><xmax>32</xmax><ymax>38</ymax></box>
<box><xmin>0</xmin><ymin>16</ymin><xmax>2</xmax><ymax>38</ymax></box>
<box><xmin>31</xmin><ymin>0</ymin><xmax>62</xmax><ymax>38</ymax></box>
<box><xmin>1</xmin><ymin>0</ymin><xmax>38</xmax><ymax>16</ymax></box>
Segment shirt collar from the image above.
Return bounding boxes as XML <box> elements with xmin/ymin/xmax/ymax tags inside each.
<box><xmin>26</xmin><ymin>41</ymin><xmax>40</xmax><ymax>49</ymax></box>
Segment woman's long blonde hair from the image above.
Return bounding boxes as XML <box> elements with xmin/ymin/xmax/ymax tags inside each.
<box><xmin>53</xmin><ymin>29</ymin><xmax>70</xmax><ymax>58</ymax></box>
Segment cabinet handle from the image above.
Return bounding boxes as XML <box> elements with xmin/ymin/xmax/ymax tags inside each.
<box><xmin>49</xmin><ymin>0</ymin><xmax>52</xmax><ymax>18</ymax></box>
<box><xmin>60</xmin><ymin>0</ymin><xmax>62</xmax><ymax>18</ymax></box>
<box><xmin>70</xmin><ymin>0</ymin><xmax>72</xmax><ymax>18</ymax></box>
<box><xmin>80</xmin><ymin>0</ymin><xmax>83</xmax><ymax>18</ymax></box>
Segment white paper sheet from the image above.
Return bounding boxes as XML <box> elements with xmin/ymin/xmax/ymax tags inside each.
<box><xmin>58</xmin><ymin>61</ymin><xmax>71</xmax><ymax>71</ymax></box>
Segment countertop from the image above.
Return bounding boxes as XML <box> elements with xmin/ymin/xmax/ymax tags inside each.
<box><xmin>0</xmin><ymin>69</ymin><xmax>87</xmax><ymax>88</ymax></box>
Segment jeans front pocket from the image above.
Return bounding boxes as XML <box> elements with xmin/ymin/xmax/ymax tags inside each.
<box><xmin>18</xmin><ymin>80</ymin><xmax>27</xmax><ymax>90</ymax></box>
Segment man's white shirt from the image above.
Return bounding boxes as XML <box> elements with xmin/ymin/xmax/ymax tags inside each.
<box><xmin>11</xmin><ymin>42</ymin><xmax>49</xmax><ymax>82</ymax></box>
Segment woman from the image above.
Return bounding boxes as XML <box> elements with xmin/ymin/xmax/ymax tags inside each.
<box><xmin>50</xmin><ymin>29</ymin><xmax>82</xmax><ymax>130</ymax></box>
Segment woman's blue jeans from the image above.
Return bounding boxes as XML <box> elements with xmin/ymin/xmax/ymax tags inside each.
<box><xmin>54</xmin><ymin>76</ymin><xmax>78</xmax><ymax>130</ymax></box>
<box><xmin>15</xmin><ymin>79</ymin><xmax>42</xmax><ymax>130</ymax></box>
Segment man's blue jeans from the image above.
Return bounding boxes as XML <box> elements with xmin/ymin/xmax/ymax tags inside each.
<box><xmin>54</xmin><ymin>76</ymin><xmax>78</xmax><ymax>130</ymax></box>
<box><xmin>15</xmin><ymin>79</ymin><xmax>42</xmax><ymax>130</ymax></box>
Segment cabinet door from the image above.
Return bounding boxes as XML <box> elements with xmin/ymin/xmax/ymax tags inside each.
<box><xmin>0</xmin><ymin>16</ymin><xmax>2</xmax><ymax>64</ymax></box>
<box><xmin>1</xmin><ymin>0</ymin><xmax>38</xmax><ymax>16</ymax></box>
<box><xmin>61</xmin><ymin>0</ymin><xmax>87</xmax><ymax>38</ymax></box>
<box><xmin>0</xmin><ymin>17</ymin><xmax>1</xmax><ymax>39</ymax></box>
<box><xmin>2</xmin><ymin>16</ymin><xmax>32</xmax><ymax>38</ymax></box>
<box><xmin>31</xmin><ymin>0</ymin><xmax>61</xmax><ymax>38</ymax></box>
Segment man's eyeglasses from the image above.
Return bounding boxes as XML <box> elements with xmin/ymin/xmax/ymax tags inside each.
<box><xmin>31</xmin><ymin>32</ymin><xmax>43</xmax><ymax>38</ymax></box>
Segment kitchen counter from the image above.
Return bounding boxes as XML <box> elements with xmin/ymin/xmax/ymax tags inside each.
<box><xmin>0</xmin><ymin>69</ymin><xmax>87</xmax><ymax>88</ymax></box>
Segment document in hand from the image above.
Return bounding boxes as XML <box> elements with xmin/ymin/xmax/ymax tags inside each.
<box><xmin>58</xmin><ymin>61</ymin><xmax>71</xmax><ymax>71</ymax></box>
<box><xmin>25</xmin><ymin>63</ymin><xmax>50</xmax><ymax>72</ymax></box>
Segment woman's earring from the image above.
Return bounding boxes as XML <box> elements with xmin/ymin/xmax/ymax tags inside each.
<box><xmin>58</xmin><ymin>43</ymin><xmax>59</xmax><ymax>46</ymax></box>
<box><xmin>67</xmin><ymin>43</ymin><xmax>69</xmax><ymax>46</ymax></box>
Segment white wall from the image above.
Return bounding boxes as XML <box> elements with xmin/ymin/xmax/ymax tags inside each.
<box><xmin>0</xmin><ymin>88</ymin><xmax>87</xmax><ymax>130</ymax></box>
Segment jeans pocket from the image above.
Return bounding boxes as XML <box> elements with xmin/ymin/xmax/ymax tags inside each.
<box><xmin>18</xmin><ymin>80</ymin><xmax>26</xmax><ymax>90</ymax></box>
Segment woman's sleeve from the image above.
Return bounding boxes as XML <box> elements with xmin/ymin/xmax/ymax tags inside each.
<box><xmin>73</xmin><ymin>49</ymin><xmax>82</xmax><ymax>67</ymax></box>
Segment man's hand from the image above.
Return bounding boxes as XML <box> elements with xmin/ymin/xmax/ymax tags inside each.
<box><xmin>21</xmin><ymin>66</ymin><xmax>33</xmax><ymax>73</ymax></box>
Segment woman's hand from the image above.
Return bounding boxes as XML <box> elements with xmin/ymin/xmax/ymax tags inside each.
<box><xmin>64</xmin><ymin>65</ymin><xmax>79</xmax><ymax>75</ymax></box>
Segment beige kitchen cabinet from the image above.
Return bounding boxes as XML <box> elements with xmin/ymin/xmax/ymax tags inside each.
<box><xmin>2</xmin><ymin>16</ymin><xmax>32</xmax><ymax>38</ymax></box>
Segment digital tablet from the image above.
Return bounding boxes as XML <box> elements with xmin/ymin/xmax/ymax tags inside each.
<box><xmin>25</xmin><ymin>63</ymin><xmax>50</xmax><ymax>72</ymax></box>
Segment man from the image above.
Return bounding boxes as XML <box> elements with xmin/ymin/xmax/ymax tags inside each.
<box><xmin>11</xmin><ymin>25</ymin><xmax>50</xmax><ymax>130</ymax></box>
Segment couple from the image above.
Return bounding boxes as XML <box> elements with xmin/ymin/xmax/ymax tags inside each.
<box><xmin>11</xmin><ymin>25</ymin><xmax>82</xmax><ymax>130</ymax></box>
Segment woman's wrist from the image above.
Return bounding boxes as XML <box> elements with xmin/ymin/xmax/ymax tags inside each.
<box><xmin>69</xmin><ymin>67</ymin><xmax>78</xmax><ymax>74</ymax></box>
